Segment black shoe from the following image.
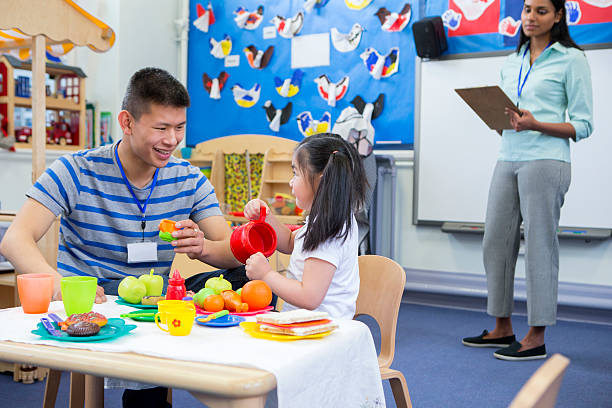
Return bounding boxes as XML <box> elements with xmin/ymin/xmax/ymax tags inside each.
<box><xmin>493</xmin><ymin>341</ymin><xmax>547</xmax><ymax>361</ymax></box>
<box><xmin>462</xmin><ymin>330</ymin><xmax>516</xmax><ymax>348</ymax></box>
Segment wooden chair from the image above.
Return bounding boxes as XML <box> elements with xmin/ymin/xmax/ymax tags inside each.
<box><xmin>355</xmin><ymin>255</ymin><xmax>412</xmax><ymax>408</ymax></box>
<box><xmin>508</xmin><ymin>354</ymin><xmax>570</xmax><ymax>408</ymax></box>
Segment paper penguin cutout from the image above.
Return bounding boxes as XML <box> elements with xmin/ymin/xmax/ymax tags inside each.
<box><xmin>345</xmin><ymin>0</ymin><xmax>373</xmax><ymax>10</ymax></box>
<box><xmin>332</xmin><ymin>94</ymin><xmax>384</xmax><ymax>157</ymax></box>
<box><xmin>375</xmin><ymin>4</ymin><xmax>412</xmax><ymax>32</ymax></box>
<box><xmin>304</xmin><ymin>0</ymin><xmax>330</xmax><ymax>13</ymax></box>
<box><xmin>244</xmin><ymin>45</ymin><xmax>274</xmax><ymax>69</ymax></box>
<box><xmin>263</xmin><ymin>101</ymin><xmax>293</xmax><ymax>133</ymax></box>
<box><xmin>274</xmin><ymin>70</ymin><xmax>304</xmax><ymax>98</ymax></box>
<box><xmin>331</xmin><ymin>23</ymin><xmax>364</xmax><ymax>53</ymax></box>
<box><xmin>272</xmin><ymin>12</ymin><xmax>304</xmax><ymax>38</ymax></box>
<box><xmin>232</xmin><ymin>83</ymin><xmax>261</xmax><ymax>108</ymax></box>
<box><xmin>202</xmin><ymin>72</ymin><xmax>229</xmax><ymax>100</ymax></box>
<box><xmin>297</xmin><ymin>111</ymin><xmax>331</xmax><ymax>137</ymax></box>
<box><xmin>360</xmin><ymin>47</ymin><xmax>399</xmax><ymax>80</ymax></box>
<box><xmin>234</xmin><ymin>6</ymin><xmax>264</xmax><ymax>30</ymax></box>
<box><xmin>209</xmin><ymin>34</ymin><xmax>232</xmax><ymax>59</ymax></box>
<box><xmin>193</xmin><ymin>2</ymin><xmax>215</xmax><ymax>33</ymax></box>
<box><xmin>314</xmin><ymin>75</ymin><xmax>349</xmax><ymax>107</ymax></box>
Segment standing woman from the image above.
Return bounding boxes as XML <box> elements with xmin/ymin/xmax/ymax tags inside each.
<box><xmin>462</xmin><ymin>0</ymin><xmax>593</xmax><ymax>360</ymax></box>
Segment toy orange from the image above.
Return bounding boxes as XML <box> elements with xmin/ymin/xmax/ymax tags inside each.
<box><xmin>221</xmin><ymin>290</ymin><xmax>249</xmax><ymax>313</ymax></box>
<box><xmin>240</xmin><ymin>280</ymin><xmax>272</xmax><ymax>310</ymax></box>
<box><xmin>203</xmin><ymin>294</ymin><xmax>225</xmax><ymax>312</ymax></box>
<box><xmin>159</xmin><ymin>219</ymin><xmax>179</xmax><ymax>242</ymax></box>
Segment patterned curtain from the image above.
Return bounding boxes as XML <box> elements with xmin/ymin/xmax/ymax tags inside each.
<box><xmin>224</xmin><ymin>153</ymin><xmax>264</xmax><ymax>212</ymax></box>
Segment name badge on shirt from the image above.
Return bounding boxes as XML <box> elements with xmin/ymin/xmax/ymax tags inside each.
<box><xmin>127</xmin><ymin>242</ymin><xmax>158</xmax><ymax>263</ymax></box>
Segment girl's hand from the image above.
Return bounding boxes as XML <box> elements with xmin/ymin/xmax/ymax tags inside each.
<box><xmin>95</xmin><ymin>285</ymin><xmax>107</xmax><ymax>303</ymax></box>
<box><xmin>505</xmin><ymin>108</ymin><xmax>539</xmax><ymax>132</ymax></box>
<box><xmin>172</xmin><ymin>219</ymin><xmax>206</xmax><ymax>260</ymax></box>
<box><xmin>245</xmin><ymin>252</ymin><xmax>272</xmax><ymax>280</ymax></box>
<box><xmin>244</xmin><ymin>199</ymin><xmax>270</xmax><ymax>221</ymax></box>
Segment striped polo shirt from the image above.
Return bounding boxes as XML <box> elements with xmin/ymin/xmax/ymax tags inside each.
<box><xmin>26</xmin><ymin>141</ymin><xmax>222</xmax><ymax>281</ymax></box>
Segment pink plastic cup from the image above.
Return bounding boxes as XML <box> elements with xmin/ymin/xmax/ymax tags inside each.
<box><xmin>16</xmin><ymin>273</ymin><xmax>54</xmax><ymax>314</ymax></box>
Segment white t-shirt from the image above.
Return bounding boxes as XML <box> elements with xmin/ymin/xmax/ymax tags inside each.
<box><xmin>282</xmin><ymin>215</ymin><xmax>360</xmax><ymax>320</ymax></box>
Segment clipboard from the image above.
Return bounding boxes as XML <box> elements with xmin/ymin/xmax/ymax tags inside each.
<box><xmin>454</xmin><ymin>86</ymin><xmax>521</xmax><ymax>133</ymax></box>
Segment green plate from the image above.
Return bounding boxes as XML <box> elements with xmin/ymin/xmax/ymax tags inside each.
<box><xmin>123</xmin><ymin>310</ymin><xmax>155</xmax><ymax>322</ymax></box>
<box><xmin>31</xmin><ymin>318</ymin><xmax>137</xmax><ymax>342</ymax></box>
<box><xmin>115</xmin><ymin>298</ymin><xmax>158</xmax><ymax>309</ymax></box>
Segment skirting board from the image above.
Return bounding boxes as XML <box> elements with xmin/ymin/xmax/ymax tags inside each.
<box><xmin>403</xmin><ymin>268</ymin><xmax>612</xmax><ymax>325</ymax></box>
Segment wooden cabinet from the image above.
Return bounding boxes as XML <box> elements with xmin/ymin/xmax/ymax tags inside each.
<box><xmin>0</xmin><ymin>55</ymin><xmax>87</xmax><ymax>150</ymax></box>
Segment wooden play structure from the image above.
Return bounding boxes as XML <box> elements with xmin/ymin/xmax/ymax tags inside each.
<box><xmin>0</xmin><ymin>0</ymin><xmax>114</xmax><ymax>383</ymax></box>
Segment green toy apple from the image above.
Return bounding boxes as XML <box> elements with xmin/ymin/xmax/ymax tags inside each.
<box><xmin>138</xmin><ymin>268</ymin><xmax>164</xmax><ymax>296</ymax></box>
<box><xmin>118</xmin><ymin>276</ymin><xmax>147</xmax><ymax>304</ymax></box>
<box><xmin>205</xmin><ymin>274</ymin><xmax>232</xmax><ymax>295</ymax></box>
<box><xmin>193</xmin><ymin>287</ymin><xmax>216</xmax><ymax>308</ymax></box>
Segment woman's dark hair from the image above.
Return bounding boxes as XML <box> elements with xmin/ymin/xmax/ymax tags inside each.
<box><xmin>517</xmin><ymin>0</ymin><xmax>582</xmax><ymax>53</ymax></box>
<box><xmin>121</xmin><ymin>67</ymin><xmax>190</xmax><ymax>120</ymax></box>
<box><xmin>294</xmin><ymin>133</ymin><xmax>367</xmax><ymax>252</ymax></box>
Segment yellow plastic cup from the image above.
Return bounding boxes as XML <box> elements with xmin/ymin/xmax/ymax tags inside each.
<box><xmin>60</xmin><ymin>276</ymin><xmax>98</xmax><ymax>316</ymax></box>
<box><xmin>156</xmin><ymin>300</ymin><xmax>195</xmax><ymax>324</ymax></box>
<box><xmin>16</xmin><ymin>273</ymin><xmax>54</xmax><ymax>314</ymax></box>
<box><xmin>155</xmin><ymin>307</ymin><xmax>196</xmax><ymax>336</ymax></box>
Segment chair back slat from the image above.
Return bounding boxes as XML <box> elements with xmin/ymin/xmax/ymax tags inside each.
<box><xmin>509</xmin><ymin>354</ymin><xmax>570</xmax><ymax>408</ymax></box>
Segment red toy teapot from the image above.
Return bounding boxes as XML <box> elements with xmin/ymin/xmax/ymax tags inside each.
<box><xmin>230</xmin><ymin>206</ymin><xmax>277</xmax><ymax>264</ymax></box>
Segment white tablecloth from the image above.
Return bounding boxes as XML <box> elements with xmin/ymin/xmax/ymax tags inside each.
<box><xmin>0</xmin><ymin>297</ymin><xmax>385</xmax><ymax>408</ymax></box>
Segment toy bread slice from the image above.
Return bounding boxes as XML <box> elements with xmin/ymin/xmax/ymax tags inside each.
<box><xmin>256</xmin><ymin>309</ymin><xmax>329</xmax><ymax>325</ymax></box>
<box><xmin>258</xmin><ymin>321</ymin><xmax>338</xmax><ymax>336</ymax></box>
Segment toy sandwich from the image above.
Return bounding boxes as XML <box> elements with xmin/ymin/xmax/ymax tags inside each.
<box><xmin>256</xmin><ymin>309</ymin><xmax>338</xmax><ymax>336</ymax></box>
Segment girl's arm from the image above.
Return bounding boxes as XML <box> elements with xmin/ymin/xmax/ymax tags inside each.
<box><xmin>245</xmin><ymin>253</ymin><xmax>335</xmax><ymax>310</ymax></box>
<box><xmin>244</xmin><ymin>199</ymin><xmax>294</xmax><ymax>254</ymax></box>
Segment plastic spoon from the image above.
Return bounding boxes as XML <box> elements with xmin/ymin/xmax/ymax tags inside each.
<box><xmin>198</xmin><ymin>310</ymin><xmax>229</xmax><ymax>323</ymax></box>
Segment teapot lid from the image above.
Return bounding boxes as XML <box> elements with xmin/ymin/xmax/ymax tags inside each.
<box><xmin>169</xmin><ymin>269</ymin><xmax>184</xmax><ymax>284</ymax></box>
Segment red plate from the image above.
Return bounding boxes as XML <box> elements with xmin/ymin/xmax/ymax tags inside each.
<box><xmin>195</xmin><ymin>305</ymin><xmax>274</xmax><ymax>316</ymax></box>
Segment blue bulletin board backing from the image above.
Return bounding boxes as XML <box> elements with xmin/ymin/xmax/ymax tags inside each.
<box><xmin>186</xmin><ymin>0</ymin><xmax>420</xmax><ymax>148</ymax></box>
<box><xmin>187</xmin><ymin>0</ymin><xmax>612</xmax><ymax>149</ymax></box>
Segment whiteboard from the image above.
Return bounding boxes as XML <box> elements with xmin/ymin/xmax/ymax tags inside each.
<box><xmin>414</xmin><ymin>48</ymin><xmax>612</xmax><ymax>229</ymax></box>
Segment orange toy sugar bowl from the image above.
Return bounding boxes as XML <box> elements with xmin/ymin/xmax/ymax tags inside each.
<box><xmin>240</xmin><ymin>280</ymin><xmax>272</xmax><ymax>310</ymax></box>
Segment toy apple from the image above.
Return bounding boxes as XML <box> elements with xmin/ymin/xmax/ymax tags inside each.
<box><xmin>138</xmin><ymin>268</ymin><xmax>163</xmax><ymax>296</ymax></box>
<box><xmin>118</xmin><ymin>276</ymin><xmax>147</xmax><ymax>304</ymax></box>
<box><xmin>205</xmin><ymin>274</ymin><xmax>232</xmax><ymax>295</ymax></box>
<box><xmin>193</xmin><ymin>287</ymin><xmax>216</xmax><ymax>308</ymax></box>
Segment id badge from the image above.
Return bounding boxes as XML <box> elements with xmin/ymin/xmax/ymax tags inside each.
<box><xmin>127</xmin><ymin>242</ymin><xmax>158</xmax><ymax>263</ymax></box>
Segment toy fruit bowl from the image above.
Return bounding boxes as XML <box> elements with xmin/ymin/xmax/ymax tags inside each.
<box><xmin>268</xmin><ymin>193</ymin><xmax>303</xmax><ymax>216</ymax></box>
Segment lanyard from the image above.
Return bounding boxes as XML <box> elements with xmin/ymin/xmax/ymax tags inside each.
<box><xmin>517</xmin><ymin>41</ymin><xmax>552</xmax><ymax>107</ymax></box>
<box><xmin>114</xmin><ymin>142</ymin><xmax>159</xmax><ymax>239</ymax></box>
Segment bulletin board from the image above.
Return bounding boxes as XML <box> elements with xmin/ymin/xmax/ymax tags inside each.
<box><xmin>186</xmin><ymin>0</ymin><xmax>420</xmax><ymax>148</ymax></box>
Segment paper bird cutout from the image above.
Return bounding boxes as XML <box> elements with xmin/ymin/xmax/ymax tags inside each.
<box><xmin>193</xmin><ymin>2</ymin><xmax>215</xmax><ymax>33</ymax></box>
<box><xmin>297</xmin><ymin>111</ymin><xmax>331</xmax><ymax>137</ymax></box>
<box><xmin>272</xmin><ymin>12</ymin><xmax>304</xmax><ymax>38</ymax></box>
<box><xmin>274</xmin><ymin>70</ymin><xmax>304</xmax><ymax>98</ymax></box>
<box><xmin>351</xmin><ymin>94</ymin><xmax>384</xmax><ymax>120</ymax></box>
<box><xmin>209</xmin><ymin>34</ymin><xmax>232</xmax><ymax>59</ymax></box>
<box><xmin>304</xmin><ymin>0</ymin><xmax>330</xmax><ymax>13</ymax></box>
<box><xmin>314</xmin><ymin>75</ymin><xmax>349</xmax><ymax>107</ymax></box>
<box><xmin>345</xmin><ymin>0</ymin><xmax>373</xmax><ymax>10</ymax></box>
<box><xmin>232</xmin><ymin>83</ymin><xmax>261</xmax><ymax>108</ymax></box>
<box><xmin>234</xmin><ymin>6</ymin><xmax>264</xmax><ymax>30</ymax></box>
<box><xmin>244</xmin><ymin>45</ymin><xmax>274</xmax><ymax>69</ymax></box>
<box><xmin>375</xmin><ymin>4</ymin><xmax>412</xmax><ymax>32</ymax></box>
<box><xmin>263</xmin><ymin>101</ymin><xmax>293</xmax><ymax>132</ymax></box>
<box><xmin>202</xmin><ymin>72</ymin><xmax>229</xmax><ymax>100</ymax></box>
<box><xmin>360</xmin><ymin>47</ymin><xmax>399</xmax><ymax>80</ymax></box>
<box><xmin>331</xmin><ymin>23</ymin><xmax>364</xmax><ymax>53</ymax></box>
<box><xmin>332</xmin><ymin>95</ymin><xmax>384</xmax><ymax>157</ymax></box>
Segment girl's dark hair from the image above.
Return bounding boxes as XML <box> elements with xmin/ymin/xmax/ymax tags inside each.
<box><xmin>517</xmin><ymin>0</ymin><xmax>582</xmax><ymax>53</ymax></box>
<box><xmin>294</xmin><ymin>133</ymin><xmax>367</xmax><ymax>252</ymax></box>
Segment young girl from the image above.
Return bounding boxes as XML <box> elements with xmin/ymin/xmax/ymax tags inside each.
<box><xmin>462</xmin><ymin>0</ymin><xmax>593</xmax><ymax>360</ymax></box>
<box><xmin>243</xmin><ymin>133</ymin><xmax>367</xmax><ymax>319</ymax></box>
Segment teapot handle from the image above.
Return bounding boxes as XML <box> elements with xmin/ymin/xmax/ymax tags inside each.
<box><xmin>257</xmin><ymin>205</ymin><xmax>266</xmax><ymax>223</ymax></box>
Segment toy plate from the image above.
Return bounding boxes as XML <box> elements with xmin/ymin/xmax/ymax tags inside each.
<box><xmin>195</xmin><ymin>314</ymin><xmax>245</xmax><ymax>327</ymax></box>
<box><xmin>115</xmin><ymin>298</ymin><xmax>159</xmax><ymax>309</ymax></box>
<box><xmin>123</xmin><ymin>310</ymin><xmax>155</xmax><ymax>322</ymax></box>
<box><xmin>31</xmin><ymin>318</ymin><xmax>136</xmax><ymax>342</ymax></box>
<box><xmin>239</xmin><ymin>322</ymin><xmax>333</xmax><ymax>341</ymax></box>
<box><xmin>195</xmin><ymin>305</ymin><xmax>273</xmax><ymax>316</ymax></box>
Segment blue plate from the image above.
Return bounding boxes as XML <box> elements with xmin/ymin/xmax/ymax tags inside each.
<box><xmin>31</xmin><ymin>318</ymin><xmax>137</xmax><ymax>342</ymax></box>
<box><xmin>195</xmin><ymin>314</ymin><xmax>245</xmax><ymax>327</ymax></box>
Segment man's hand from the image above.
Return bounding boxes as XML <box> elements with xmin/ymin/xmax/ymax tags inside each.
<box><xmin>245</xmin><ymin>252</ymin><xmax>273</xmax><ymax>280</ymax></box>
<box><xmin>95</xmin><ymin>285</ymin><xmax>107</xmax><ymax>303</ymax></box>
<box><xmin>505</xmin><ymin>108</ymin><xmax>539</xmax><ymax>132</ymax></box>
<box><xmin>172</xmin><ymin>218</ymin><xmax>206</xmax><ymax>260</ymax></box>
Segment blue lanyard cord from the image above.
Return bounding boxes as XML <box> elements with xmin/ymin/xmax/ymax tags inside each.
<box><xmin>517</xmin><ymin>41</ymin><xmax>552</xmax><ymax>107</ymax></box>
<box><xmin>114</xmin><ymin>143</ymin><xmax>159</xmax><ymax>238</ymax></box>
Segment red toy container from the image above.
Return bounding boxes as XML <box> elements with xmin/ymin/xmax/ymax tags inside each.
<box><xmin>166</xmin><ymin>269</ymin><xmax>186</xmax><ymax>301</ymax></box>
<box><xmin>230</xmin><ymin>206</ymin><xmax>277</xmax><ymax>264</ymax></box>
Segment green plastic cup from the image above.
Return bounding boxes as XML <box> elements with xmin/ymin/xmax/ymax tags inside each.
<box><xmin>60</xmin><ymin>276</ymin><xmax>98</xmax><ymax>316</ymax></box>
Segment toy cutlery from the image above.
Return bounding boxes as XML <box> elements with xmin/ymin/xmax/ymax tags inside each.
<box><xmin>120</xmin><ymin>312</ymin><xmax>156</xmax><ymax>318</ymax></box>
<box><xmin>40</xmin><ymin>318</ymin><xmax>62</xmax><ymax>336</ymax></box>
<box><xmin>197</xmin><ymin>310</ymin><xmax>229</xmax><ymax>323</ymax></box>
<box><xmin>48</xmin><ymin>313</ymin><xmax>63</xmax><ymax>324</ymax></box>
